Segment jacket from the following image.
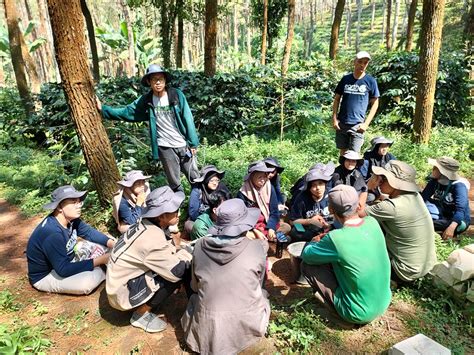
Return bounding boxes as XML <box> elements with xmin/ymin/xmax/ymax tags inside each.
<box><xmin>181</xmin><ymin>236</ymin><xmax>270</xmax><ymax>355</ymax></box>
<box><xmin>106</xmin><ymin>219</ymin><xmax>192</xmax><ymax>311</ymax></box>
<box><xmin>101</xmin><ymin>87</ymin><xmax>199</xmax><ymax>160</ymax></box>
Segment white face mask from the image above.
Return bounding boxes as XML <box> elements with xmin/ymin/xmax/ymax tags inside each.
<box><xmin>438</xmin><ymin>176</ymin><xmax>450</xmax><ymax>185</ymax></box>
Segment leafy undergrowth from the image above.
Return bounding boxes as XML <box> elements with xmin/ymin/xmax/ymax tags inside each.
<box><xmin>0</xmin><ymin>322</ymin><xmax>51</xmax><ymax>354</ymax></box>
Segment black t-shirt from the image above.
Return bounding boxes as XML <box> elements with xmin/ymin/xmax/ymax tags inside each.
<box><xmin>289</xmin><ymin>191</ymin><xmax>331</xmax><ymax>221</ymax></box>
<box><xmin>332</xmin><ymin>165</ymin><xmax>367</xmax><ymax>194</ymax></box>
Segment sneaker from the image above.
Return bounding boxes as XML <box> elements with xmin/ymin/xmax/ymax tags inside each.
<box><xmin>130</xmin><ymin>311</ymin><xmax>167</xmax><ymax>333</ymax></box>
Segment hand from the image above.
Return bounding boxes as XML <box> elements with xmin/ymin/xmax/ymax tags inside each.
<box><xmin>190</xmin><ymin>148</ymin><xmax>197</xmax><ymax>156</ymax></box>
<box><xmin>136</xmin><ymin>191</ymin><xmax>146</xmax><ymax>206</ymax></box>
<box><xmin>357</xmin><ymin>122</ymin><xmax>368</xmax><ymax>132</ymax></box>
<box><xmin>93</xmin><ymin>253</ymin><xmax>110</xmax><ymax>266</ymax></box>
<box><xmin>311</xmin><ymin>235</ymin><xmax>321</xmax><ymax>242</ymax></box>
<box><xmin>95</xmin><ymin>96</ymin><xmax>102</xmax><ymax>111</ymax></box>
<box><xmin>442</xmin><ymin>223</ymin><xmax>457</xmax><ymax>240</ymax></box>
<box><xmin>106</xmin><ymin>238</ymin><xmax>116</xmax><ymax>249</ymax></box>
<box><xmin>267</xmin><ymin>229</ymin><xmax>276</xmax><ymax>242</ymax></box>
<box><xmin>367</xmin><ymin>175</ymin><xmax>381</xmax><ymax>191</ymax></box>
<box><xmin>332</xmin><ymin>119</ymin><xmax>340</xmax><ymax>130</ymax></box>
<box><xmin>309</xmin><ymin>215</ymin><xmax>328</xmax><ymax>228</ymax></box>
<box><xmin>278</xmin><ymin>204</ymin><xmax>289</xmax><ymax>210</ymax></box>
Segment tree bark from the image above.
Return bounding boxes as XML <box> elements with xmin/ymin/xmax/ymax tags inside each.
<box><xmin>245</xmin><ymin>0</ymin><xmax>252</xmax><ymax>57</ymax></box>
<box><xmin>371</xmin><ymin>0</ymin><xmax>376</xmax><ymax>30</ymax></box>
<box><xmin>233</xmin><ymin>3</ymin><xmax>239</xmax><ymax>52</ymax></box>
<box><xmin>120</xmin><ymin>0</ymin><xmax>135</xmax><ymax>77</ymax></box>
<box><xmin>80</xmin><ymin>0</ymin><xmax>100</xmax><ymax>82</ymax></box>
<box><xmin>307</xmin><ymin>0</ymin><xmax>315</xmax><ymax>58</ymax></box>
<box><xmin>381</xmin><ymin>0</ymin><xmax>386</xmax><ymax>42</ymax></box>
<box><xmin>329</xmin><ymin>0</ymin><xmax>345</xmax><ymax>60</ymax></box>
<box><xmin>281</xmin><ymin>0</ymin><xmax>296</xmax><ymax>76</ymax></box>
<box><xmin>36</xmin><ymin>0</ymin><xmax>57</xmax><ymax>82</ymax></box>
<box><xmin>176</xmin><ymin>0</ymin><xmax>184</xmax><ymax>68</ymax></box>
<box><xmin>405</xmin><ymin>0</ymin><xmax>417</xmax><ymax>51</ymax></box>
<box><xmin>24</xmin><ymin>0</ymin><xmax>48</xmax><ymax>84</ymax></box>
<box><xmin>463</xmin><ymin>0</ymin><xmax>473</xmax><ymax>49</ymax></box>
<box><xmin>160</xmin><ymin>0</ymin><xmax>177</xmax><ymax>68</ymax></box>
<box><xmin>412</xmin><ymin>0</ymin><xmax>445</xmax><ymax>144</ymax></box>
<box><xmin>355</xmin><ymin>0</ymin><xmax>362</xmax><ymax>52</ymax></box>
<box><xmin>46</xmin><ymin>0</ymin><xmax>120</xmax><ymax>205</ymax></box>
<box><xmin>204</xmin><ymin>0</ymin><xmax>217</xmax><ymax>76</ymax></box>
<box><xmin>4</xmin><ymin>0</ymin><xmax>33</xmax><ymax>113</ymax></box>
<box><xmin>391</xmin><ymin>0</ymin><xmax>400</xmax><ymax>49</ymax></box>
<box><xmin>261</xmin><ymin>0</ymin><xmax>268</xmax><ymax>64</ymax></box>
<box><xmin>385</xmin><ymin>0</ymin><xmax>392</xmax><ymax>50</ymax></box>
<box><xmin>344</xmin><ymin>0</ymin><xmax>352</xmax><ymax>47</ymax></box>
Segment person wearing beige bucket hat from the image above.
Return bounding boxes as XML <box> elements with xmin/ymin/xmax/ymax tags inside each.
<box><xmin>106</xmin><ymin>186</ymin><xmax>193</xmax><ymax>333</ymax></box>
<box><xmin>421</xmin><ymin>157</ymin><xmax>470</xmax><ymax>240</ymax></box>
<box><xmin>361</xmin><ymin>161</ymin><xmax>437</xmax><ymax>283</ymax></box>
<box><xmin>181</xmin><ymin>199</ymin><xmax>270</xmax><ymax>354</ymax></box>
<box><xmin>301</xmin><ymin>185</ymin><xmax>391</xmax><ymax>325</ymax></box>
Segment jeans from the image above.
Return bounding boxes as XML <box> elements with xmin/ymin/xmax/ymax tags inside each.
<box><xmin>158</xmin><ymin>146</ymin><xmax>199</xmax><ymax>192</ymax></box>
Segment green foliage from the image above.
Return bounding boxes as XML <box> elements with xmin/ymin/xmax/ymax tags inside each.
<box><xmin>0</xmin><ymin>323</ymin><xmax>51</xmax><ymax>354</ymax></box>
<box><xmin>250</xmin><ymin>0</ymin><xmax>288</xmax><ymax>51</ymax></box>
<box><xmin>371</xmin><ymin>51</ymin><xmax>472</xmax><ymax>128</ymax></box>
<box><xmin>268</xmin><ymin>298</ymin><xmax>341</xmax><ymax>353</ymax></box>
<box><xmin>0</xmin><ymin>291</ymin><xmax>21</xmax><ymax>312</ymax></box>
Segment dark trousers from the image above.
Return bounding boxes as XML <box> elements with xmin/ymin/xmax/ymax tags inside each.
<box><xmin>301</xmin><ymin>262</ymin><xmax>338</xmax><ymax>307</ymax></box>
<box><xmin>146</xmin><ymin>267</ymin><xmax>193</xmax><ymax>311</ymax></box>
<box><xmin>158</xmin><ymin>146</ymin><xmax>199</xmax><ymax>192</ymax></box>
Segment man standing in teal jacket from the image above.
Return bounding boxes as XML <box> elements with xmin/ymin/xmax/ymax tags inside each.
<box><xmin>97</xmin><ymin>64</ymin><xmax>200</xmax><ymax>192</ymax></box>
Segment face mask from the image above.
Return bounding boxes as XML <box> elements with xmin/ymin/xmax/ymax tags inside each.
<box><xmin>438</xmin><ymin>176</ymin><xmax>450</xmax><ymax>185</ymax></box>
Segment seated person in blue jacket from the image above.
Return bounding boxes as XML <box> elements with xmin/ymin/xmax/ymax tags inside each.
<box><xmin>301</xmin><ymin>185</ymin><xmax>391</xmax><ymax>325</ymax></box>
<box><xmin>185</xmin><ymin>165</ymin><xmax>231</xmax><ymax>232</ymax></box>
<box><xmin>263</xmin><ymin>157</ymin><xmax>287</xmax><ymax>214</ymax></box>
<box><xmin>112</xmin><ymin>170</ymin><xmax>151</xmax><ymax>234</ymax></box>
<box><xmin>360</xmin><ymin>136</ymin><xmax>396</xmax><ymax>204</ymax></box>
<box><xmin>332</xmin><ymin>150</ymin><xmax>368</xmax><ymax>210</ymax></box>
<box><xmin>237</xmin><ymin>160</ymin><xmax>291</xmax><ymax>242</ymax></box>
<box><xmin>421</xmin><ymin>157</ymin><xmax>471</xmax><ymax>240</ymax></box>
<box><xmin>289</xmin><ymin>162</ymin><xmax>335</xmax><ymax>243</ymax></box>
<box><xmin>96</xmin><ymin>64</ymin><xmax>199</xmax><ymax>192</ymax></box>
<box><xmin>26</xmin><ymin>185</ymin><xmax>116</xmax><ymax>295</ymax></box>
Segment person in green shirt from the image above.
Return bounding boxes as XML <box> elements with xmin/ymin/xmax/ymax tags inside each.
<box><xmin>191</xmin><ymin>190</ymin><xmax>229</xmax><ymax>240</ymax></box>
<box><xmin>301</xmin><ymin>185</ymin><xmax>391</xmax><ymax>324</ymax></box>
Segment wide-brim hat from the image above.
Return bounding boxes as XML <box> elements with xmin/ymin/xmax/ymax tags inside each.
<box><xmin>372</xmin><ymin>160</ymin><xmax>420</xmax><ymax>192</ymax></box>
<box><xmin>117</xmin><ymin>170</ymin><xmax>152</xmax><ymax>188</ymax></box>
<box><xmin>300</xmin><ymin>162</ymin><xmax>335</xmax><ymax>191</ymax></box>
<box><xmin>141</xmin><ymin>186</ymin><xmax>185</xmax><ymax>218</ymax></box>
<box><xmin>208</xmin><ymin>199</ymin><xmax>260</xmax><ymax>237</ymax></box>
<box><xmin>43</xmin><ymin>185</ymin><xmax>88</xmax><ymax>210</ymax></box>
<box><xmin>244</xmin><ymin>160</ymin><xmax>275</xmax><ymax>181</ymax></box>
<box><xmin>428</xmin><ymin>157</ymin><xmax>460</xmax><ymax>181</ymax></box>
<box><xmin>368</xmin><ymin>136</ymin><xmax>394</xmax><ymax>152</ymax></box>
<box><xmin>141</xmin><ymin>64</ymin><xmax>172</xmax><ymax>87</ymax></box>
<box><xmin>338</xmin><ymin>150</ymin><xmax>364</xmax><ymax>168</ymax></box>
<box><xmin>263</xmin><ymin>157</ymin><xmax>284</xmax><ymax>174</ymax></box>
<box><xmin>193</xmin><ymin>165</ymin><xmax>225</xmax><ymax>183</ymax></box>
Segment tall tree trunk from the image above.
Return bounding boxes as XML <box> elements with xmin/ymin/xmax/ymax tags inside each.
<box><xmin>344</xmin><ymin>0</ymin><xmax>352</xmax><ymax>47</ymax></box>
<box><xmin>204</xmin><ymin>0</ymin><xmax>217</xmax><ymax>76</ymax></box>
<box><xmin>355</xmin><ymin>0</ymin><xmax>362</xmax><ymax>52</ymax></box>
<box><xmin>245</xmin><ymin>0</ymin><xmax>252</xmax><ymax>57</ymax></box>
<box><xmin>281</xmin><ymin>0</ymin><xmax>296</xmax><ymax>76</ymax></box>
<box><xmin>36</xmin><ymin>0</ymin><xmax>57</xmax><ymax>82</ymax></box>
<box><xmin>463</xmin><ymin>0</ymin><xmax>473</xmax><ymax>49</ymax></box>
<box><xmin>385</xmin><ymin>0</ymin><xmax>392</xmax><ymax>50</ymax></box>
<box><xmin>391</xmin><ymin>0</ymin><xmax>400</xmax><ymax>49</ymax></box>
<box><xmin>329</xmin><ymin>0</ymin><xmax>345</xmax><ymax>59</ymax></box>
<box><xmin>46</xmin><ymin>0</ymin><xmax>120</xmax><ymax>205</ymax></box>
<box><xmin>412</xmin><ymin>0</ymin><xmax>445</xmax><ymax>144</ymax></box>
<box><xmin>405</xmin><ymin>0</ymin><xmax>417</xmax><ymax>51</ymax></box>
<box><xmin>160</xmin><ymin>0</ymin><xmax>177</xmax><ymax>68</ymax></box>
<box><xmin>261</xmin><ymin>0</ymin><xmax>268</xmax><ymax>64</ymax></box>
<box><xmin>4</xmin><ymin>0</ymin><xmax>33</xmax><ymax>113</ymax></box>
<box><xmin>121</xmin><ymin>0</ymin><xmax>135</xmax><ymax>77</ymax></box>
<box><xmin>233</xmin><ymin>4</ymin><xmax>239</xmax><ymax>51</ymax></box>
<box><xmin>176</xmin><ymin>0</ymin><xmax>184</xmax><ymax>68</ymax></box>
<box><xmin>371</xmin><ymin>0</ymin><xmax>376</xmax><ymax>30</ymax></box>
<box><xmin>381</xmin><ymin>0</ymin><xmax>386</xmax><ymax>42</ymax></box>
<box><xmin>24</xmin><ymin>0</ymin><xmax>48</xmax><ymax>84</ymax></box>
<box><xmin>80</xmin><ymin>0</ymin><xmax>100</xmax><ymax>82</ymax></box>
<box><xmin>307</xmin><ymin>0</ymin><xmax>315</xmax><ymax>58</ymax></box>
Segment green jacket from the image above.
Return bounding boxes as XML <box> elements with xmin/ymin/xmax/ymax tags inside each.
<box><xmin>101</xmin><ymin>87</ymin><xmax>199</xmax><ymax>160</ymax></box>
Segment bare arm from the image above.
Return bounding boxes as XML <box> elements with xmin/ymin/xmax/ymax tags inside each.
<box><xmin>359</xmin><ymin>97</ymin><xmax>379</xmax><ymax>132</ymax></box>
<box><xmin>332</xmin><ymin>94</ymin><xmax>342</xmax><ymax>130</ymax></box>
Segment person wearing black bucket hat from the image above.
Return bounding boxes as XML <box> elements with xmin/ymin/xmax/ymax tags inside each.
<box><xmin>421</xmin><ymin>157</ymin><xmax>470</xmax><ymax>240</ymax></box>
<box><xmin>263</xmin><ymin>157</ymin><xmax>286</xmax><ymax>209</ymax></box>
<box><xmin>106</xmin><ymin>186</ymin><xmax>193</xmax><ymax>333</ymax></box>
<box><xmin>332</xmin><ymin>150</ymin><xmax>368</xmax><ymax>209</ymax></box>
<box><xmin>26</xmin><ymin>185</ymin><xmax>116</xmax><ymax>295</ymax></box>
<box><xmin>96</xmin><ymin>64</ymin><xmax>199</xmax><ymax>192</ymax></box>
<box><xmin>181</xmin><ymin>199</ymin><xmax>270</xmax><ymax>354</ymax></box>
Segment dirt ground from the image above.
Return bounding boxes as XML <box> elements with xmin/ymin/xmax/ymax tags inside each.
<box><xmin>1</xmin><ymin>190</ymin><xmax>472</xmax><ymax>354</ymax></box>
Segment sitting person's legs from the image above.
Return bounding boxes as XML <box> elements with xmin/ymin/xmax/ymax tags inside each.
<box><xmin>301</xmin><ymin>262</ymin><xmax>338</xmax><ymax>307</ymax></box>
<box><xmin>33</xmin><ymin>268</ymin><xmax>105</xmax><ymax>295</ymax></box>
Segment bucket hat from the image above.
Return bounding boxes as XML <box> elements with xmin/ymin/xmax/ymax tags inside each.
<box><xmin>428</xmin><ymin>157</ymin><xmax>460</xmax><ymax>181</ymax></box>
<box><xmin>207</xmin><ymin>199</ymin><xmax>260</xmax><ymax>237</ymax></box>
<box><xmin>300</xmin><ymin>162</ymin><xmax>335</xmax><ymax>191</ymax></box>
<box><xmin>43</xmin><ymin>185</ymin><xmax>87</xmax><ymax>210</ymax></box>
<box><xmin>372</xmin><ymin>160</ymin><xmax>419</xmax><ymax>192</ymax></box>
<box><xmin>263</xmin><ymin>157</ymin><xmax>284</xmax><ymax>174</ymax></box>
<box><xmin>244</xmin><ymin>160</ymin><xmax>275</xmax><ymax>181</ymax></box>
<box><xmin>193</xmin><ymin>165</ymin><xmax>225</xmax><ymax>184</ymax></box>
<box><xmin>368</xmin><ymin>136</ymin><xmax>393</xmax><ymax>152</ymax></box>
<box><xmin>355</xmin><ymin>51</ymin><xmax>371</xmax><ymax>60</ymax></box>
<box><xmin>141</xmin><ymin>186</ymin><xmax>185</xmax><ymax>218</ymax></box>
<box><xmin>141</xmin><ymin>64</ymin><xmax>172</xmax><ymax>87</ymax></box>
<box><xmin>338</xmin><ymin>150</ymin><xmax>364</xmax><ymax>167</ymax></box>
<box><xmin>117</xmin><ymin>170</ymin><xmax>152</xmax><ymax>188</ymax></box>
<box><xmin>328</xmin><ymin>185</ymin><xmax>359</xmax><ymax>217</ymax></box>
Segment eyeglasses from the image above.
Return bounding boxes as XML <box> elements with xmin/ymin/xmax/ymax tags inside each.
<box><xmin>149</xmin><ymin>77</ymin><xmax>165</xmax><ymax>84</ymax></box>
<box><xmin>208</xmin><ymin>178</ymin><xmax>220</xmax><ymax>184</ymax></box>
